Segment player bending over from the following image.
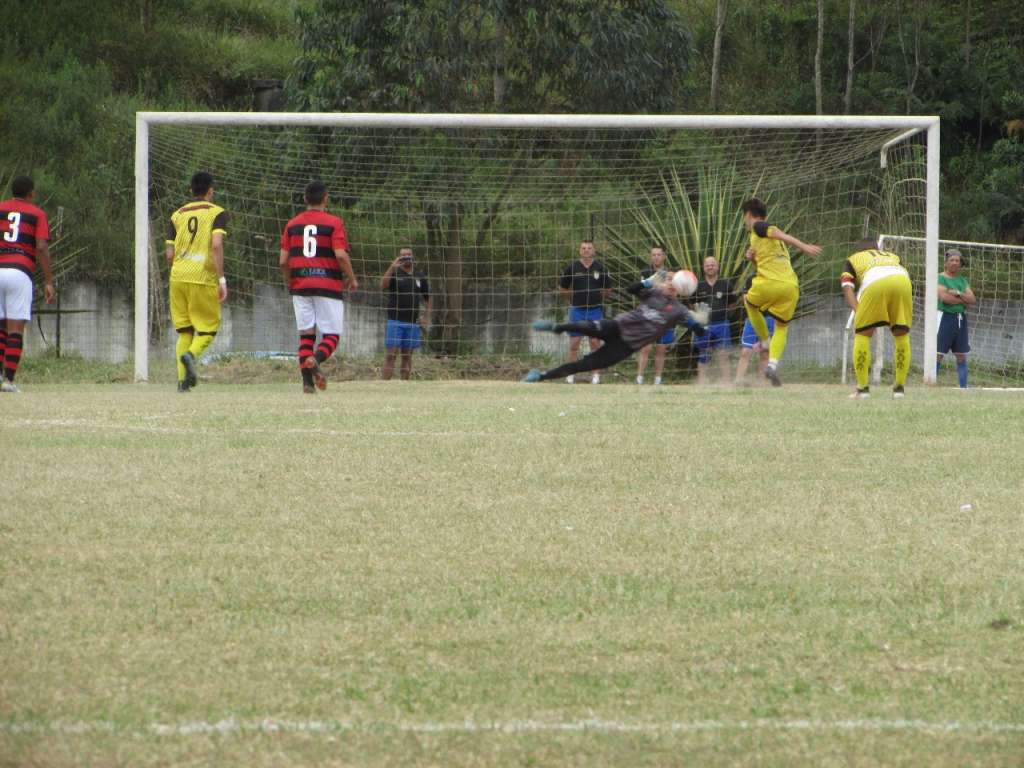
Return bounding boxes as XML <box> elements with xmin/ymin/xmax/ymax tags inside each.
<box><xmin>841</xmin><ymin>237</ymin><xmax>913</xmax><ymax>399</ymax></box>
<box><xmin>740</xmin><ymin>198</ymin><xmax>821</xmax><ymax>386</ymax></box>
<box><xmin>522</xmin><ymin>275</ymin><xmax>707</xmax><ymax>383</ymax></box>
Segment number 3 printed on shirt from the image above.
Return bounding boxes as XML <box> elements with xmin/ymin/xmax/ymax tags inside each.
<box><xmin>4</xmin><ymin>212</ymin><xmax>21</xmax><ymax>243</ymax></box>
<box><xmin>302</xmin><ymin>225</ymin><xmax>318</xmax><ymax>258</ymax></box>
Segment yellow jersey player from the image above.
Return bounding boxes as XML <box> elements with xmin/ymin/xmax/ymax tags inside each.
<box><xmin>740</xmin><ymin>198</ymin><xmax>822</xmax><ymax>386</ymax></box>
<box><xmin>841</xmin><ymin>237</ymin><xmax>913</xmax><ymax>399</ymax></box>
<box><xmin>165</xmin><ymin>171</ymin><xmax>229</xmax><ymax>392</ymax></box>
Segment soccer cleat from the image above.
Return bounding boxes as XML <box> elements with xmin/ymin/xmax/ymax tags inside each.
<box><xmin>892</xmin><ymin>385</ymin><xmax>905</xmax><ymax>399</ymax></box>
<box><xmin>1</xmin><ymin>378</ymin><xmax>20</xmax><ymax>393</ymax></box>
<box><xmin>591</xmin><ymin>373</ymin><xmax>600</xmax><ymax>385</ymax></box>
<box><xmin>764</xmin><ymin>363</ymin><xmax>782</xmax><ymax>387</ymax></box>
<box><xmin>521</xmin><ymin>368</ymin><xmax>542</xmax><ymax>383</ymax></box>
<box><xmin>566</xmin><ymin>375</ymin><xmax>575</xmax><ymax>384</ymax></box>
<box><xmin>180</xmin><ymin>351</ymin><xmax>198</xmax><ymax>388</ymax></box>
<box><xmin>532</xmin><ymin>320</ymin><xmax>555</xmax><ymax>332</ymax></box>
<box><xmin>636</xmin><ymin>375</ymin><xmax>644</xmax><ymax>385</ymax></box>
<box><xmin>301</xmin><ymin>356</ymin><xmax>327</xmax><ymax>390</ymax></box>
<box><xmin>654</xmin><ymin>376</ymin><xmax>663</xmax><ymax>386</ymax></box>
<box><xmin>303</xmin><ymin>383</ymin><xmax>317</xmax><ymax>394</ymax></box>
<box><xmin>176</xmin><ymin>381</ymin><xmax>190</xmax><ymax>393</ymax></box>
<box><xmin>849</xmin><ymin>387</ymin><xmax>870</xmax><ymax>399</ymax></box>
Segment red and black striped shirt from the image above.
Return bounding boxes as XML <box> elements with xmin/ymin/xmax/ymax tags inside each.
<box><xmin>0</xmin><ymin>198</ymin><xmax>49</xmax><ymax>277</ymax></box>
<box><xmin>280</xmin><ymin>210</ymin><xmax>349</xmax><ymax>299</ymax></box>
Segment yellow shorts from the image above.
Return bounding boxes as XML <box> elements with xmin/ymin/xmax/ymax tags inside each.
<box><xmin>855</xmin><ymin>273</ymin><xmax>913</xmax><ymax>332</ymax></box>
<box><xmin>745</xmin><ymin>278</ymin><xmax>799</xmax><ymax>323</ymax></box>
<box><xmin>170</xmin><ymin>280</ymin><xmax>221</xmax><ymax>334</ymax></box>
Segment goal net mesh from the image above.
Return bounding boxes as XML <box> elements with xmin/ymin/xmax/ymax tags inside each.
<box><xmin>145</xmin><ymin>120</ymin><xmax>931</xmax><ymax>380</ymax></box>
<box><xmin>879</xmin><ymin>235</ymin><xmax>1024</xmax><ymax>387</ymax></box>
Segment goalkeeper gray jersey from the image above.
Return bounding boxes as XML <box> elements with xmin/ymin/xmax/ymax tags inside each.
<box><xmin>616</xmin><ymin>288</ymin><xmax>691</xmax><ymax>350</ymax></box>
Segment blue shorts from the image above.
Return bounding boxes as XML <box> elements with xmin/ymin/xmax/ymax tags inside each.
<box><xmin>385</xmin><ymin>319</ymin><xmax>422</xmax><ymax>350</ymax></box>
<box><xmin>692</xmin><ymin>320</ymin><xmax>732</xmax><ymax>364</ymax></box>
<box><xmin>568</xmin><ymin>306</ymin><xmax>604</xmax><ymax>337</ymax></box>
<box><xmin>741</xmin><ymin>316</ymin><xmax>775</xmax><ymax>348</ymax></box>
<box><xmin>937</xmin><ymin>311</ymin><xmax>969</xmax><ymax>355</ymax></box>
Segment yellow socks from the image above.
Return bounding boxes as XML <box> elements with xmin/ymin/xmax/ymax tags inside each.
<box><xmin>893</xmin><ymin>333</ymin><xmax>911</xmax><ymax>387</ymax></box>
<box><xmin>853</xmin><ymin>333</ymin><xmax>871</xmax><ymax>389</ymax></box>
<box><xmin>745</xmin><ymin>302</ymin><xmax>770</xmax><ymax>345</ymax></box>
<box><xmin>175</xmin><ymin>332</ymin><xmax>193</xmax><ymax>381</ymax></box>
<box><xmin>189</xmin><ymin>332</ymin><xmax>216</xmax><ymax>361</ymax></box>
<box><xmin>768</xmin><ymin>321</ymin><xmax>789</xmax><ymax>363</ymax></box>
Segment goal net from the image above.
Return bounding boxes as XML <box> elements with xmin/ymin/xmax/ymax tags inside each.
<box><xmin>878</xmin><ymin>235</ymin><xmax>1024</xmax><ymax>387</ymax></box>
<box><xmin>135</xmin><ymin>114</ymin><xmax>940</xmax><ymax>383</ymax></box>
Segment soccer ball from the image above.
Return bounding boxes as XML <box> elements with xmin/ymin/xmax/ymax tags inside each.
<box><xmin>671</xmin><ymin>269</ymin><xmax>698</xmax><ymax>297</ymax></box>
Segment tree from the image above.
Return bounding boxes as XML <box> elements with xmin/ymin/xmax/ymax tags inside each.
<box><xmin>843</xmin><ymin>0</ymin><xmax>856</xmax><ymax>113</ymax></box>
<box><xmin>290</xmin><ymin>0</ymin><xmax>693</xmax><ymax>351</ymax></box>
<box><xmin>709</xmin><ymin>0</ymin><xmax>728</xmax><ymax>112</ymax></box>
<box><xmin>814</xmin><ymin>0</ymin><xmax>824</xmax><ymax>115</ymax></box>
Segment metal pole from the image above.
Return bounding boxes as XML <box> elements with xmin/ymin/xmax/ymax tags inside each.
<box><xmin>134</xmin><ymin>114</ymin><xmax>150</xmax><ymax>382</ymax></box>
<box><xmin>923</xmin><ymin>120</ymin><xmax>941</xmax><ymax>383</ymax></box>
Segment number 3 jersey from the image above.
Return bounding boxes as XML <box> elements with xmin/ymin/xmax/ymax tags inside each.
<box><xmin>167</xmin><ymin>200</ymin><xmax>229</xmax><ymax>286</ymax></box>
<box><xmin>0</xmin><ymin>197</ymin><xmax>50</xmax><ymax>277</ymax></box>
<box><xmin>280</xmin><ymin>210</ymin><xmax>349</xmax><ymax>299</ymax></box>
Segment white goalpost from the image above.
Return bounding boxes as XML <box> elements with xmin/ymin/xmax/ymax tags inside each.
<box><xmin>134</xmin><ymin>112</ymin><xmax>941</xmax><ymax>384</ymax></box>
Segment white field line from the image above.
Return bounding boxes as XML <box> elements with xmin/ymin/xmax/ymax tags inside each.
<box><xmin>3</xmin><ymin>717</ymin><xmax>1024</xmax><ymax>738</ymax></box>
<box><xmin>10</xmin><ymin>418</ymin><xmax>561</xmax><ymax>439</ymax></box>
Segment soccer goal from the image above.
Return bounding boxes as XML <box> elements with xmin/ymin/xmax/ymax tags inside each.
<box><xmin>134</xmin><ymin>113</ymin><xmax>940</xmax><ymax>383</ymax></box>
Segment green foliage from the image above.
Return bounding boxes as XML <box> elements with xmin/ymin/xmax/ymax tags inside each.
<box><xmin>291</xmin><ymin>0</ymin><xmax>692</xmax><ymax>113</ymax></box>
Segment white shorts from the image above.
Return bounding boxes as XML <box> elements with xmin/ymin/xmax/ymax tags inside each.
<box><xmin>0</xmin><ymin>269</ymin><xmax>33</xmax><ymax>320</ymax></box>
<box><xmin>292</xmin><ymin>295</ymin><xmax>344</xmax><ymax>334</ymax></box>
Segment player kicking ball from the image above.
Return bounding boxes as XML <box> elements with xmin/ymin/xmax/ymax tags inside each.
<box><xmin>523</xmin><ymin>271</ymin><xmax>706</xmax><ymax>383</ymax></box>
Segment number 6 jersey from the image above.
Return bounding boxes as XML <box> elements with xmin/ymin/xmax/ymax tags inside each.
<box><xmin>280</xmin><ymin>209</ymin><xmax>349</xmax><ymax>299</ymax></box>
<box><xmin>167</xmin><ymin>200</ymin><xmax>229</xmax><ymax>286</ymax></box>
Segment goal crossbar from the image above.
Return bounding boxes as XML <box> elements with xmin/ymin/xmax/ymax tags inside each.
<box><xmin>134</xmin><ymin>112</ymin><xmax>941</xmax><ymax>383</ymax></box>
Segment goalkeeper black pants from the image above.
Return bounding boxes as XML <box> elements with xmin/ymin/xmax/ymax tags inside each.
<box><xmin>539</xmin><ymin>319</ymin><xmax>633</xmax><ymax>380</ymax></box>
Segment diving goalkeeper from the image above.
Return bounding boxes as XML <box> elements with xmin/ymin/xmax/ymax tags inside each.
<box><xmin>523</xmin><ymin>274</ymin><xmax>707</xmax><ymax>383</ymax></box>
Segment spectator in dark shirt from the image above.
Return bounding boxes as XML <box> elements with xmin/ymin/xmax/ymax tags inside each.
<box><xmin>692</xmin><ymin>256</ymin><xmax>738</xmax><ymax>384</ymax></box>
<box><xmin>557</xmin><ymin>240</ymin><xmax>612</xmax><ymax>383</ymax></box>
<box><xmin>380</xmin><ymin>248</ymin><xmax>431</xmax><ymax>380</ymax></box>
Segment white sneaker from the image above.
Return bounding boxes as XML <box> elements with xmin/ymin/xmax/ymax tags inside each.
<box><xmin>1</xmin><ymin>379</ymin><xmax>20</xmax><ymax>393</ymax></box>
<box><xmin>591</xmin><ymin>373</ymin><xmax>600</xmax><ymax>385</ymax></box>
<box><xmin>636</xmin><ymin>375</ymin><xmax>644</xmax><ymax>385</ymax></box>
<box><xmin>654</xmin><ymin>376</ymin><xmax>662</xmax><ymax>386</ymax></box>
<box><xmin>848</xmin><ymin>388</ymin><xmax>870</xmax><ymax>399</ymax></box>
<box><xmin>566</xmin><ymin>375</ymin><xmax>575</xmax><ymax>384</ymax></box>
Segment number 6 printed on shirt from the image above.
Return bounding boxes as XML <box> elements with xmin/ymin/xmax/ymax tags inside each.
<box><xmin>303</xmin><ymin>224</ymin><xmax>318</xmax><ymax>257</ymax></box>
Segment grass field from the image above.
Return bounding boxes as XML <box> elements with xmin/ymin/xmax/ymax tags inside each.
<box><xmin>3</xmin><ymin>378</ymin><xmax>1024</xmax><ymax>766</ymax></box>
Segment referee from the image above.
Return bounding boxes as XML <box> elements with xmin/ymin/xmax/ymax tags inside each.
<box><xmin>936</xmin><ymin>248</ymin><xmax>976</xmax><ymax>388</ymax></box>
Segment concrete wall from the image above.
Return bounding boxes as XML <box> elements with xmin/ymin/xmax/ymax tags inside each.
<box><xmin>22</xmin><ymin>281</ymin><xmax>1024</xmax><ymax>370</ymax></box>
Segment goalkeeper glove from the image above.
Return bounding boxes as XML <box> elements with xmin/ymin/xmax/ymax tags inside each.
<box><xmin>686</xmin><ymin>317</ymin><xmax>707</xmax><ymax>336</ymax></box>
<box><xmin>640</xmin><ymin>270</ymin><xmax>669</xmax><ymax>290</ymax></box>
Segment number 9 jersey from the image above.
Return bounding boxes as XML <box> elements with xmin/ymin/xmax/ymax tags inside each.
<box><xmin>167</xmin><ymin>201</ymin><xmax>229</xmax><ymax>286</ymax></box>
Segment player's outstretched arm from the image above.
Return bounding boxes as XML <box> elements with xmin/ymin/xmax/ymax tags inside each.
<box><xmin>769</xmin><ymin>227</ymin><xmax>822</xmax><ymax>257</ymax></box>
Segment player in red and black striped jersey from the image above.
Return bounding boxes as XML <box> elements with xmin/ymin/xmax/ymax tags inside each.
<box><xmin>0</xmin><ymin>176</ymin><xmax>56</xmax><ymax>392</ymax></box>
<box><xmin>279</xmin><ymin>181</ymin><xmax>359</xmax><ymax>393</ymax></box>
